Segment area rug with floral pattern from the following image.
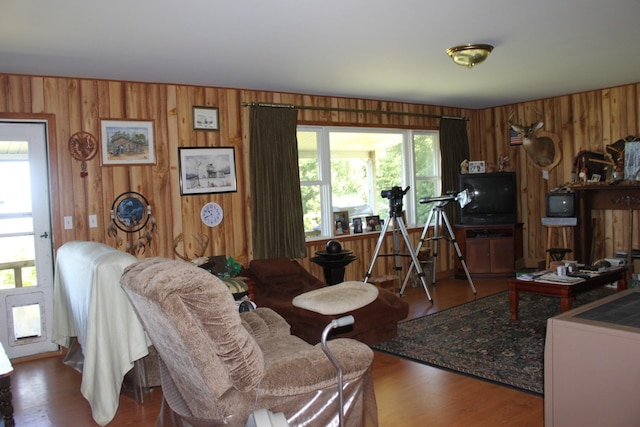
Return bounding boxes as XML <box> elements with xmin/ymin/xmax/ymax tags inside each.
<box><xmin>371</xmin><ymin>287</ymin><xmax>616</xmax><ymax>395</ymax></box>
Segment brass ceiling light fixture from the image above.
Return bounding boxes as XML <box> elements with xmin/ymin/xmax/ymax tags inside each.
<box><xmin>446</xmin><ymin>44</ymin><xmax>494</xmax><ymax>68</ymax></box>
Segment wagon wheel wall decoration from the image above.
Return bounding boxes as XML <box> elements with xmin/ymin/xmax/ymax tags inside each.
<box><xmin>107</xmin><ymin>191</ymin><xmax>157</xmax><ymax>255</ymax></box>
<box><xmin>68</xmin><ymin>131</ymin><xmax>98</xmax><ymax>177</ymax></box>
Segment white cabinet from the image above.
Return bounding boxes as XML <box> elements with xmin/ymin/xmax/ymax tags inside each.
<box><xmin>544</xmin><ymin>288</ymin><xmax>640</xmax><ymax>427</ymax></box>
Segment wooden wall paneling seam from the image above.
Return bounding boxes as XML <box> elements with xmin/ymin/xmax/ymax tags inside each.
<box><xmin>6</xmin><ymin>75</ymin><xmax>28</xmax><ymax>113</ymax></box>
<box><xmin>226</xmin><ymin>92</ymin><xmax>249</xmax><ymax>264</ymax></box>
<box><xmin>96</xmin><ymin>81</ymin><xmax>116</xmax><ymax>250</ymax></box>
<box><xmin>164</xmin><ymin>85</ymin><xmax>181</xmax><ymax>258</ymax></box>
<box><xmin>79</xmin><ymin>78</ymin><xmax>101</xmax><ymax>229</ymax></box>
<box><xmin>49</xmin><ymin>78</ymin><xmax>76</xmax><ymax>242</ymax></box>
<box><xmin>66</xmin><ymin>79</ymin><xmax>89</xmax><ymax>241</ymax></box>
<box><xmin>147</xmin><ymin>84</ymin><xmax>170</xmax><ymax>257</ymax></box>
<box><xmin>30</xmin><ymin>76</ymin><xmax>45</xmax><ymax>113</ymax></box>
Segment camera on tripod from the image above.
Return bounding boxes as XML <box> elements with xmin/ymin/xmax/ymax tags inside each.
<box><xmin>381</xmin><ymin>186</ymin><xmax>409</xmax><ymax>216</ymax></box>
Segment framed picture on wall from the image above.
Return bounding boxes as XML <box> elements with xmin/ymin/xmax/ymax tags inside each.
<box><xmin>624</xmin><ymin>140</ymin><xmax>640</xmax><ymax>180</ymax></box>
<box><xmin>193</xmin><ymin>106</ymin><xmax>220</xmax><ymax>130</ymax></box>
<box><xmin>178</xmin><ymin>147</ymin><xmax>237</xmax><ymax>195</ymax></box>
<box><xmin>509</xmin><ymin>128</ymin><xmax>523</xmax><ymax>146</ymax></box>
<box><xmin>100</xmin><ymin>119</ymin><xmax>156</xmax><ymax>165</ymax></box>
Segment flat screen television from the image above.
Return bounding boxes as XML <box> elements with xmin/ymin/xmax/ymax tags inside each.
<box><xmin>459</xmin><ymin>172</ymin><xmax>517</xmax><ymax>225</ymax></box>
<box><xmin>546</xmin><ymin>192</ymin><xmax>575</xmax><ymax>217</ymax></box>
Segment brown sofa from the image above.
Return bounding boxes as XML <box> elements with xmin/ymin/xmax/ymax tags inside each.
<box><xmin>242</xmin><ymin>258</ymin><xmax>409</xmax><ymax>345</ymax></box>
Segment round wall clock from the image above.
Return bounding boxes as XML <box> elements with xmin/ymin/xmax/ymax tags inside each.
<box><xmin>200</xmin><ymin>202</ymin><xmax>223</xmax><ymax>227</ymax></box>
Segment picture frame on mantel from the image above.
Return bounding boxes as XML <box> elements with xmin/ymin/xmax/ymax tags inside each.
<box><xmin>100</xmin><ymin>119</ymin><xmax>156</xmax><ymax>165</ymax></box>
<box><xmin>468</xmin><ymin>160</ymin><xmax>486</xmax><ymax>174</ymax></box>
<box><xmin>193</xmin><ymin>106</ymin><xmax>219</xmax><ymax>131</ymax></box>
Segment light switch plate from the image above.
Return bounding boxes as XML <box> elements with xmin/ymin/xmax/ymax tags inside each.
<box><xmin>64</xmin><ymin>216</ymin><xmax>73</xmax><ymax>230</ymax></box>
<box><xmin>89</xmin><ymin>215</ymin><xmax>98</xmax><ymax>228</ymax></box>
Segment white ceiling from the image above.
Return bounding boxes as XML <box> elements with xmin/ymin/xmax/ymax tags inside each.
<box><xmin>2</xmin><ymin>0</ymin><xmax>640</xmax><ymax>109</ymax></box>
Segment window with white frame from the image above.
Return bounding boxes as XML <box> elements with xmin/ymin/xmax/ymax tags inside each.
<box><xmin>298</xmin><ymin>126</ymin><xmax>441</xmax><ymax>239</ymax></box>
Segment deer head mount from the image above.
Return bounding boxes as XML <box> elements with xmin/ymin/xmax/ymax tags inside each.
<box><xmin>509</xmin><ymin>109</ymin><xmax>562</xmax><ymax>171</ymax></box>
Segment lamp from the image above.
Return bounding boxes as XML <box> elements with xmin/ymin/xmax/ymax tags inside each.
<box><xmin>446</xmin><ymin>44</ymin><xmax>494</xmax><ymax>68</ymax></box>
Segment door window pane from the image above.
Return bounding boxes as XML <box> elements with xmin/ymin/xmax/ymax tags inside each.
<box><xmin>13</xmin><ymin>303</ymin><xmax>42</xmax><ymax>340</ymax></box>
<box><xmin>0</xmin><ymin>235</ymin><xmax>36</xmax><ymax>289</ymax></box>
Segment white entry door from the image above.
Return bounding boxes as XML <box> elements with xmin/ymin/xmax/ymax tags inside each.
<box><xmin>0</xmin><ymin>121</ymin><xmax>57</xmax><ymax>358</ymax></box>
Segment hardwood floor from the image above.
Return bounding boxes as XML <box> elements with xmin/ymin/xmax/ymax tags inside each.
<box><xmin>11</xmin><ymin>276</ymin><xmax>543</xmax><ymax>426</ymax></box>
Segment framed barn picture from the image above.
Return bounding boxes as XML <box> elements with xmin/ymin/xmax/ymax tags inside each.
<box><xmin>100</xmin><ymin>119</ymin><xmax>156</xmax><ymax>165</ymax></box>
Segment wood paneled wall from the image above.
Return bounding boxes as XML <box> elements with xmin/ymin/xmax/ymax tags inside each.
<box><xmin>470</xmin><ymin>86</ymin><xmax>640</xmax><ymax>264</ymax></box>
<box><xmin>0</xmin><ymin>74</ymin><xmax>463</xmax><ymax>280</ymax></box>
<box><xmin>1</xmin><ymin>73</ymin><xmax>638</xmax><ymax>279</ymax></box>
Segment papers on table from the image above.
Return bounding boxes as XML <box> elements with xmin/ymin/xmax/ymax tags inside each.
<box><xmin>516</xmin><ymin>270</ymin><xmax>585</xmax><ymax>284</ymax></box>
<box><xmin>532</xmin><ymin>273</ymin><xmax>586</xmax><ymax>284</ymax></box>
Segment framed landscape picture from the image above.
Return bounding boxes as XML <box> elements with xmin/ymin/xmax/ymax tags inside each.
<box><xmin>100</xmin><ymin>119</ymin><xmax>156</xmax><ymax>165</ymax></box>
<box><xmin>193</xmin><ymin>106</ymin><xmax>220</xmax><ymax>130</ymax></box>
<box><xmin>179</xmin><ymin>147</ymin><xmax>237</xmax><ymax>195</ymax></box>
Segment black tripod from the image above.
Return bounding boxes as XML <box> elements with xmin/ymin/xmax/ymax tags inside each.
<box><xmin>399</xmin><ymin>194</ymin><xmax>476</xmax><ymax>295</ymax></box>
<box><xmin>364</xmin><ymin>187</ymin><xmax>433</xmax><ymax>302</ymax></box>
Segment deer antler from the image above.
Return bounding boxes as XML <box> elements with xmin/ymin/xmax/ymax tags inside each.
<box><xmin>172</xmin><ymin>234</ymin><xmax>188</xmax><ymax>261</ymax></box>
<box><xmin>173</xmin><ymin>233</ymin><xmax>210</xmax><ymax>262</ymax></box>
<box><xmin>193</xmin><ymin>234</ymin><xmax>210</xmax><ymax>258</ymax></box>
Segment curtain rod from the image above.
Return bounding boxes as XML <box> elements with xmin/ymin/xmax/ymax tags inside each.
<box><xmin>241</xmin><ymin>102</ymin><xmax>469</xmax><ymax>121</ymax></box>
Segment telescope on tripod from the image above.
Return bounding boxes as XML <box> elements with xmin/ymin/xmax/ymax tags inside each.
<box><xmin>363</xmin><ymin>186</ymin><xmax>476</xmax><ymax>303</ymax></box>
<box><xmin>363</xmin><ymin>186</ymin><xmax>434</xmax><ymax>302</ymax></box>
<box><xmin>398</xmin><ymin>189</ymin><xmax>476</xmax><ymax>296</ymax></box>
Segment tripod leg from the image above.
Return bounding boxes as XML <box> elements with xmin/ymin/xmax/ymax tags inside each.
<box><xmin>363</xmin><ymin>215</ymin><xmax>393</xmax><ymax>282</ymax></box>
<box><xmin>396</xmin><ymin>218</ymin><xmax>432</xmax><ymax>302</ymax></box>
<box><xmin>440</xmin><ymin>209</ymin><xmax>477</xmax><ymax>294</ymax></box>
<box><xmin>431</xmin><ymin>209</ymin><xmax>442</xmax><ymax>285</ymax></box>
<box><xmin>391</xmin><ymin>219</ymin><xmax>403</xmax><ymax>292</ymax></box>
<box><xmin>400</xmin><ymin>206</ymin><xmax>435</xmax><ymax>294</ymax></box>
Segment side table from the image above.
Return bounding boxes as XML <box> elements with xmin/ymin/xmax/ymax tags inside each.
<box><xmin>311</xmin><ymin>250</ymin><xmax>358</xmax><ymax>285</ymax></box>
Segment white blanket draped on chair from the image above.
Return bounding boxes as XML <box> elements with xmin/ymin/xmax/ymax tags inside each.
<box><xmin>52</xmin><ymin>241</ymin><xmax>152</xmax><ymax>426</ymax></box>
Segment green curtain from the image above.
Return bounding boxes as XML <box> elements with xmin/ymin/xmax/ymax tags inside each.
<box><xmin>439</xmin><ymin>118</ymin><xmax>470</xmax><ymax>225</ymax></box>
<box><xmin>249</xmin><ymin>106</ymin><xmax>307</xmax><ymax>260</ymax></box>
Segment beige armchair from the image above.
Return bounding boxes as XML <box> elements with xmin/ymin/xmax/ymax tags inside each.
<box><xmin>120</xmin><ymin>257</ymin><xmax>378</xmax><ymax>427</ymax></box>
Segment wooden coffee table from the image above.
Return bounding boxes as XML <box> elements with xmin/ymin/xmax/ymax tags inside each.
<box><xmin>507</xmin><ymin>267</ymin><xmax>628</xmax><ymax>320</ymax></box>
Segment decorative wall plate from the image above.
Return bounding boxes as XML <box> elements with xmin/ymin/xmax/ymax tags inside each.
<box><xmin>111</xmin><ymin>191</ymin><xmax>149</xmax><ymax>232</ymax></box>
<box><xmin>68</xmin><ymin>131</ymin><xmax>98</xmax><ymax>177</ymax></box>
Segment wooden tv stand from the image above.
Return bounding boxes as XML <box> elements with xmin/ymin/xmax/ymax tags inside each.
<box><xmin>453</xmin><ymin>223</ymin><xmax>523</xmax><ymax>279</ymax></box>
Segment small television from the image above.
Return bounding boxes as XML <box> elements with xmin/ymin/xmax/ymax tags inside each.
<box><xmin>546</xmin><ymin>192</ymin><xmax>575</xmax><ymax>217</ymax></box>
<box><xmin>459</xmin><ymin>172</ymin><xmax>517</xmax><ymax>225</ymax></box>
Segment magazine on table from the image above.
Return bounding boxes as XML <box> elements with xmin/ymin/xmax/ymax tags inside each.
<box><xmin>532</xmin><ymin>272</ymin><xmax>585</xmax><ymax>284</ymax></box>
<box><xmin>516</xmin><ymin>270</ymin><xmax>585</xmax><ymax>284</ymax></box>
